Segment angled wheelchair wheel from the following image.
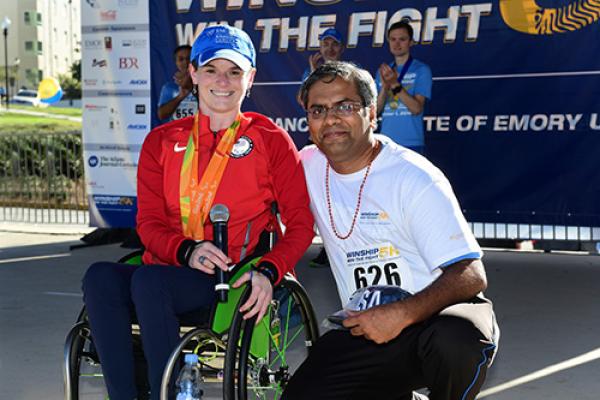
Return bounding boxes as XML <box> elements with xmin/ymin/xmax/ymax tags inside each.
<box><xmin>63</xmin><ymin>316</ymin><xmax>106</xmax><ymax>400</ymax></box>
<box><xmin>224</xmin><ymin>274</ymin><xmax>320</xmax><ymax>400</ymax></box>
<box><xmin>63</xmin><ymin>251</ymin><xmax>149</xmax><ymax>400</ymax></box>
<box><xmin>63</xmin><ymin>308</ymin><xmax>149</xmax><ymax>400</ymax></box>
<box><xmin>160</xmin><ymin>328</ymin><xmax>228</xmax><ymax>400</ymax></box>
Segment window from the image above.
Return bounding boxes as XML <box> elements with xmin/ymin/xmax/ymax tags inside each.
<box><xmin>24</xmin><ymin>11</ymin><xmax>31</xmax><ymax>24</ymax></box>
<box><xmin>25</xmin><ymin>41</ymin><xmax>34</xmax><ymax>51</ymax></box>
<box><xmin>25</xmin><ymin>69</ymin><xmax>36</xmax><ymax>83</ymax></box>
<box><xmin>38</xmin><ymin>70</ymin><xmax>43</xmax><ymax>82</ymax></box>
<box><xmin>17</xmin><ymin>90</ymin><xmax>37</xmax><ymax>98</ymax></box>
<box><xmin>36</xmin><ymin>12</ymin><xmax>42</xmax><ymax>25</ymax></box>
<box><xmin>37</xmin><ymin>42</ymin><xmax>43</xmax><ymax>53</ymax></box>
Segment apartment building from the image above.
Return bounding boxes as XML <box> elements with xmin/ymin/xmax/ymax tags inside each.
<box><xmin>0</xmin><ymin>0</ymin><xmax>80</xmax><ymax>94</ymax></box>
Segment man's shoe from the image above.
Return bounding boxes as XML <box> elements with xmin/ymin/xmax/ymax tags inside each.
<box><xmin>309</xmin><ymin>248</ymin><xmax>330</xmax><ymax>268</ymax></box>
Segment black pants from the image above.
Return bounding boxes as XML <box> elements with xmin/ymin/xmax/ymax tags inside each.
<box><xmin>282</xmin><ymin>297</ymin><xmax>498</xmax><ymax>400</ymax></box>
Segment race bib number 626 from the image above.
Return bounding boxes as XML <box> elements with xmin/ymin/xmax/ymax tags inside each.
<box><xmin>354</xmin><ymin>262</ymin><xmax>401</xmax><ymax>289</ymax></box>
<box><xmin>345</xmin><ymin>242</ymin><xmax>413</xmax><ymax>292</ymax></box>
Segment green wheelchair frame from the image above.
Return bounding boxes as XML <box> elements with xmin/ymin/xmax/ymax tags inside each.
<box><xmin>63</xmin><ymin>250</ymin><xmax>320</xmax><ymax>400</ymax></box>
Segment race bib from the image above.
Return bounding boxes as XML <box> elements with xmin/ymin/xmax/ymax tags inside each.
<box><xmin>345</xmin><ymin>242</ymin><xmax>414</xmax><ymax>293</ymax></box>
<box><xmin>173</xmin><ymin>97</ymin><xmax>197</xmax><ymax>120</ymax></box>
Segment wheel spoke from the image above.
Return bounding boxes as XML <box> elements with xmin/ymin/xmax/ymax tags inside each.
<box><xmin>281</xmin><ymin>293</ymin><xmax>293</xmax><ymax>364</ymax></box>
<box><xmin>228</xmin><ymin>280</ymin><xmax>318</xmax><ymax>400</ymax></box>
<box><xmin>262</xmin><ymin>317</ymin><xmax>286</xmax><ymax>364</ymax></box>
<box><xmin>269</xmin><ymin>325</ymin><xmax>304</xmax><ymax>368</ymax></box>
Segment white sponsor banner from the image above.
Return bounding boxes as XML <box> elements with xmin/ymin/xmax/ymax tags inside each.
<box><xmin>83</xmin><ymin>148</ymin><xmax>139</xmax><ymax>194</ymax></box>
<box><xmin>81</xmin><ymin>0</ymin><xmax>150</xmax><ymax>227</ymax></box>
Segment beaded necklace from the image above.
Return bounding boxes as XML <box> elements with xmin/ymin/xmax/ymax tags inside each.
<box><xmin>325</xmin><ymin>141</ymin><xmax>379</xmax><ymax>240</ymax></box>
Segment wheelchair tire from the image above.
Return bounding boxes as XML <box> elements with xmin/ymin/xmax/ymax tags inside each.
<box><xmin>63</xmin><ymin>321</ymin><xmax>88</xmax><ymax>400</ymax></box>
<box><xmin>224</xmin><ymin>274</ymin><xmax>320</xmax><ymax>400</ymax></box>
<box><xmin>64</xmin><ymin>308</ymin><xmax>150</xmax><ymax>400</ymax></box>
<box><xmin>160</xmin><ymin>328</ymin><xmax>228</xmax><ymax>400</ymax></box>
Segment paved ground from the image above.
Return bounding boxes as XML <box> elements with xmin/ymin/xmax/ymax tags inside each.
<box><xmin>1</xmin><ymin>230</ymin><xmax>600</xmax><ymax>399</ymax></box>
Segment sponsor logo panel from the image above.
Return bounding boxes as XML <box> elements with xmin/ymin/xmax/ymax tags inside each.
<box><xmin>100</xmin><ymin>10</ymin><xmax>117</xmax><ymax>21</ymax></box>
<box><xmin>84</xmin><ymin>39</ymin><xmax>103</xmax><ymax>50</ymax></box>
<box><xmin>121</xmin><ymin>39</ymin><xmax>147</xmax><ymax>48</ymax></box>
<box><xmin>92</xmin><ymin>58</ymin><xmax>108</xmax><ymax>68</ymax></box>
<box><xmin>119</xmin><ymin>57</ymin><xmax>139</xmax><ymax>69</ymax></box>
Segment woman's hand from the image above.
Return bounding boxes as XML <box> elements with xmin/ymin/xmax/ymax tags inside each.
<box><xmin>232</xmin><ymin>271</ymin><xmax>273</xmax><ymax>324</ymax></box>
<box><xmin>187</xmin><ymin>241</ymin><xmax>231</xmax><ymax>274</ymax></box>
<box><xmin>174</xmin><ymin>70</ymin><xmax>193</xmax><ymax>93</ymax></box>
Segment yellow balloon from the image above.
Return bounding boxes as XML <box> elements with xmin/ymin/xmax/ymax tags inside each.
<box><xmin>37</xmin><ymin>77</ymin><xmax>63</xmax><ymax>104</ymax></box>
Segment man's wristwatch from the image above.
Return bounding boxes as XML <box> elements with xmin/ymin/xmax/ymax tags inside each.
<box><xmin>391</xmin><ymin>85</ymin><xmax>403</xmax><ymax>95</ymax></box>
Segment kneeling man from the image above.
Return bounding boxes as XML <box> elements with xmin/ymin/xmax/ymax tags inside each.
<box><xmin>283</xmin><ymin>61</ymin><xmax>499</xmax><ymax>400</ymax></box>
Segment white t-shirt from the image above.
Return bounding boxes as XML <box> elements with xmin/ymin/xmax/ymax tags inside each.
<box><xmin>300</xmin><ymin>135</ymin><xmax>482</xmax><ymax>305</ymax></box>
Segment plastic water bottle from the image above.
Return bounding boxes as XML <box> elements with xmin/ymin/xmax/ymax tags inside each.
<box><xmin>175</xmin><ymin>353</ymin><xmax>203</xmax><ymax>400</ymax></box>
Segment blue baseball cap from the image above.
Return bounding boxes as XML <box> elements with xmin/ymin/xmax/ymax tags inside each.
<box><xmin>319</xmin><ymin>28</ymin><xmax>343</xmax><ymax>44</ymax></box>
<box><xmin>191</xmin><ymin>25</ymin><xmax>256</xmax><ymax>72</ymax></box>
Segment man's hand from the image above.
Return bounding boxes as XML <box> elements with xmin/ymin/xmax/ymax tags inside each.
<box><xmin>379</xmin><ymin>63</ymin><xmax>399</xmax><ymax>91</ymax></box>
<box><xmin>343</xmin><ymin>301</ymin><xmax>412</xmax><ymax>344</ymax></box>
<box><xmin>343</xmin><ymin>259</ymin><xmax>487</xmax><ymax>344</ymax></box>
<box><xmin>309</xmin><ymin>53</ymin><xmax>323</xmax><ymax>72</ymax></box>
<box><xmin>232</xmin><ymin>271</ymin><xmax>273</xmax><ymax>324</ymax></box>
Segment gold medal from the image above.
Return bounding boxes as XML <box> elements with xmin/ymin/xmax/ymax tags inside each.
<box><xmin>389</xmin><ymin>101</ymin><xmax>399</xmax><ymax>109</ymax></box>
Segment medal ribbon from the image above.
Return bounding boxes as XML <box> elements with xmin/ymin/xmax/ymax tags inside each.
<box><xmin>179</xmin><ymin>113</ymin><xmax>242</xmax><ymax>239</ymax></box>
<box><xmin>393</xmin><ymin>56</ymin><xmax>413</xmax><ymax>87</ymax></box>
<box><xmin>388</xmin><ymin>56</ymin><xmax>413</xmax><ymax>108</ymax></box>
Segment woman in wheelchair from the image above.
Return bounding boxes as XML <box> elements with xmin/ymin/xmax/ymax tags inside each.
<box><xmin>81</xmin><ymin>25</ymin><xmax>314</xmax><ymax>400</ymax></box>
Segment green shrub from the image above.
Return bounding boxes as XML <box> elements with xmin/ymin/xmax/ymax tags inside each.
<box><xmin>0</xmin><ymin>132</ymin><xmax>87</xmax><ymax>208</ymax></box>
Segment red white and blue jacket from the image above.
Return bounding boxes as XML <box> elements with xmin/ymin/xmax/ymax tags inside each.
<box><xmin>136</xmin><ymin>112</ymin><xmax>314</xmax><ymax>281</ymax></box>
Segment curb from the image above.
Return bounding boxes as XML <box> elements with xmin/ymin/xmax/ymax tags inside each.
<box><xmin>0</xmin><ymin>222</ymin><xmax>94</xmax><ymax>236</ymax></box>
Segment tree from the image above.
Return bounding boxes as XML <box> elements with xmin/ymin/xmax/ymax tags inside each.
<box><xmin>59</xmin><ymin>60</ymin><xmax>82</xmax><ymax>103</ymax></box>
<box><xmin>69</xmin><ymin>60</ymin><xmax>81</xmax><ymax>82</ymax></box>
<box><xmin>59</xmin><ymin>74</ymin><xmax>81</xmax><ymax>100</ymax></box>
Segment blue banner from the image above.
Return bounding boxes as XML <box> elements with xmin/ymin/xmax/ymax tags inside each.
<box><xmin>149</xmin><ymin>0</ymin><xmax>600</xmax><ymax>227</ymax></box>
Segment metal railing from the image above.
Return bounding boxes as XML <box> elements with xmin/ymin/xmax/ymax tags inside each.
<box><xmin>0</xmin><ymin>131</ymin><xmax>89</xmax><ymax>224</ymax></box>
<box><xmin>469</xmin><ymin>222</ymin><xmax>600</xmax><ymax>253</ymax></box>
<box><xmin>0</xmin><ymin>131</ymin><xmax>598</xmax><ymax>251</ymax></box>
<box><xmin>470</xmin><ymin>222</ymin><xmax>600</xmax><ymax>242</ymax></box>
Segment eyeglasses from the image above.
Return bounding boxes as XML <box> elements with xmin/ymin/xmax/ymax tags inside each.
<box><xmin>307</xmin><ymin>101</ymin><xmax>364</xmax><ymax>120</ymax></box>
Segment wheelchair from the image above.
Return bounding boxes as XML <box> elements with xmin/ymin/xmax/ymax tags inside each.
<box><xmin>63</xmin><ymin>249</ymin><xmax>320</xmax><ymax>400</ymax></box>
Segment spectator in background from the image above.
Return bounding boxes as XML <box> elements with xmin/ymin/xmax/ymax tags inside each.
<box><xmin>302</xmin><ymin>28</ymin><xmax>345</xmax><ymax>81</ymax></box>
<box><xmin>157</xmin><ymin>45</ymin><xmax>199</xmax><ymax>122</ymax></box>
<box><xmin>376</xmin><ymin>20</ymin><xmax>432</xmax><ymax>155</ymax></box>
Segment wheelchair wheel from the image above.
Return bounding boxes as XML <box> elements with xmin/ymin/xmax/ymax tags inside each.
<box><xmin>63</xmin><ymin>309</ymin><xmax>150</xmax><ymax>400</ymax></box>
<box><xmin>160</xmin><ymin>328</ymin><xmax>228</xmax><ymax>399</ymax></box>
<box><xmin>63</xmin><ymin>319</ymin><xmax>106</xmax><ymax>400</ymax></box>
<box><xmin>224</xmin><ymin>274</ymin><xmax>320</xmax><ymax>400</ymax></box>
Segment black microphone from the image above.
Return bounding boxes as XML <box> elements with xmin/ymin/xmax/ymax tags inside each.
<box><xmin>209</xmin><ymin>204</ymin><xmax>230</xmax><ymax>302</ymax></box>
